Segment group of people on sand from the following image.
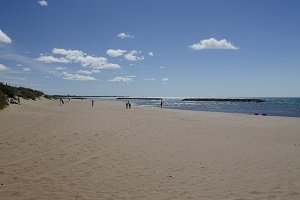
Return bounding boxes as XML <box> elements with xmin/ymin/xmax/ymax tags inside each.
<box><xmin>125</xmin><ymin>99</ymin><xmax>163</xmax><ymax>109</ymax></box>
<box><xmin>58</xmin><ymin>98</ymin><xmax>163</xmax><ymax>109</ymax></box>
<box><xmin>126</xmin><ymin>101</ymin><xmax>131</xmax><ymax>109</ymax></box>
<box><xmin>59</xmin><ymin>98</ymin><xmax>94</xmax><ymax>107</ymax></box>
<box><xmin>59</xmin><ymin>98</ymin><xmax>73</xmax><ymax>105</ymax></box>
<box><xmin>8</xmin><ymin>97</ymin><xmax>20</xmax><ymax>105</ymax></box>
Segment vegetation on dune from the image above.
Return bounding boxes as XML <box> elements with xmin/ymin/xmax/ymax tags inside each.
<box><xmin>17</xmin><ymin>87</ymin><xmax>44</xmax><ymax>100</ymax></box>
<box><xmin>0</xmin><ymin>91</ymin><xmax>8</xmax><ymax>109</ymax></box>
<box><xmin>44</xmin><ymin>94</ymin><xmax>54</xmax><ymax>100</ymax></box>
<box><xmin>0</xmin><ymin>83</ymin><xmax>17</xmax><ymax>98</ymax></box>
<box><xmin>0</xmin><ymin>82</ymin><xmax>50</xmax><ymax>109</ymax></box>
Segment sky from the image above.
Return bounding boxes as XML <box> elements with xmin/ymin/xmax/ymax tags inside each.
<box><xmin>0</xmin><ymin>0</ymin><xmax>300</xmax><ymax>97</ymax></box>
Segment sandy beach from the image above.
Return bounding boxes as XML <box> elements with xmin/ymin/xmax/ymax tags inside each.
<box><xmin>0</xmin><ymin>98</ymin><xmax>300</xmax><ymax>200</ymax></box>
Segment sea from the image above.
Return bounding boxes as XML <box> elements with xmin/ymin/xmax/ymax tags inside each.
<box><xmin>110</xmin><ymin>97</ymin><xmax>300</xmax><ymax>118</ymax></box>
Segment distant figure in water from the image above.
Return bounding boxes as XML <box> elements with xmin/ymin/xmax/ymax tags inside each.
<box><xmin>160</xmin><ymin>99</ymin><xmax>163</xmax><ymax>108</ymax></box>
<box><xmin>92</xmin><ymin>100</ymin><xmax>94</xmax><ymax>107</ymax></box>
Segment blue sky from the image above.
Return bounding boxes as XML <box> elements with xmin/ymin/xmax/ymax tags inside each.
<box><xmin>0</xmin><ymin>0</ymin><xmax>299</xmax><ymax>97</ymax></box>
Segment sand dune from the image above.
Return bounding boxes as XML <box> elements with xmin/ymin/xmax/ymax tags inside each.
<box><xmin>0</xmin><ymin>98</ymin><xmax>300</xmax><ymax>200</ymax></box>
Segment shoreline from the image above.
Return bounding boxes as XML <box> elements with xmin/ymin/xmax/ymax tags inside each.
<box><xmin>117</xmin><ymin>99</ymin><xmax>300</xmax><ymax>119</ymax></box>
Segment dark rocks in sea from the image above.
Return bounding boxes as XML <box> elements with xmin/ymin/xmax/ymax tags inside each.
<box><xmin>182</xmin><ymin>98</ymin><xmax>266</xmax><ymax>103</ymax></box>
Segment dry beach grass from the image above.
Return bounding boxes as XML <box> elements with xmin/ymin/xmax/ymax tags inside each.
<box><xmin>0</xmin><ymin>98</ymin><xmax>300</xmax><ymax>200</ymax></box>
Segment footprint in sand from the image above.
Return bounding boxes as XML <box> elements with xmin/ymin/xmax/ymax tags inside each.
<box><xmin>289</xmin><ymin>192</ymin><xmax>299</xmax><ymax>196</ymax></box>
<box><xmin>250</xmin><ymin>191</ymin><xmax>262</xmax><ymax>195</ymax></box>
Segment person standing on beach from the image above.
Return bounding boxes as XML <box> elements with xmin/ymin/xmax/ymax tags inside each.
<box><xmin>60</xmin><ymin>98</ymin><xmax>64</xmax><ymax>105</ymax></box>
<box><xmin>160</xmin><ymin>99</ymin><xmax>163</xmax><ymax>108</ymax></box>
<box><xmin>92</xmin><ymin>100</ymin><xmax>94</xmax><ymax>107</ymax></box>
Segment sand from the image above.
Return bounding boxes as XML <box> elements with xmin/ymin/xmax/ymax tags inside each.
<box><xmin>0</xmin><ymin>98</ymin><xmax>300</xmax><ymax>200</ymax></box>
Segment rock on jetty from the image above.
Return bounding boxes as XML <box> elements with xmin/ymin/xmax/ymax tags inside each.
<box><xmin>182</xmin><ymin>98</ymin><xmax>266</xmax><ymax>103</ymax></box>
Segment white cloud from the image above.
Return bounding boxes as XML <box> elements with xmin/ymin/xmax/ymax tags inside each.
<box><xmin>53</xmin><ymin>48</ymin><xmax>120</xmax><ymax>69</ymax></box>
<box><xmin>16</xmin><ymin>64</ymin><xmax>23</xmax><ymax>67</ymax></box>
<box><xmin>117</xmin><ymin>32</ymin><xmax>134</xmax><ymax>39</ymax></box>
<box><xmin>50</xmin><ymin>70</ymin><xmax>96</xmax><ymax>81</ymax></box>
<box><xmin>0</xmin><ymin>30</ymin><xmax>12</xmax><ymax>44</ymax></box>
<box><xmin>0</xmin><ymin>64</ymin><xmax>9</xmax><ymax>71</ymax></box>
<box><xmin>61</xmin><ymin>72</ymin><xmax>96</xmax><ymax>81</ymax></box>
<box><xmin>38</xmin><ymin>0</ymin><xmax>48</xmax><ymax>6</ymax></box>
<box><xmin>159</xmin><ymin>65</ymin><xmax>165</xmax><ymax>69</ymax></box>
<box><xmin>189</xmin><ymin>38</ymin><xmax>238</xmax><ymax>50</ymax></box>
<box><xmin>36</xmin><ymin>55</ymin><xmax>69</xmax><ymax>63</ymax></box>
<box><xmin>106</xmin><ymin>49</ymin><xmax>127</xmax><ymax>57</ymax></box>
<box><xmin>108</xmin><ymin>75</ymin><xmax>135</xmax><ymax>83</ymax></box>
<box><xmin>148</xmin><ymin>52</ymin><xmax>154</xmax><ymax>56</ymax></box>
<box><xmin>36</xmin><ymin>48</ymin><xmax>120</xmax><ymax>70</ymax></box>
<box><xmin>143</xmin><ymin>78</ymin><xmax>155</xmax><ymax>81</ymax></box>
<box><xmin>124</xmin><ymin>50</ymin><xmax>144</xmax><ymax>61</ymax></box>
<box><xmin>22</xmin><ymin>68</ymin><xmax>30</xmax><ymax>72</ymax></box>
<box><xmin>78</xmin><ymin>55</ymin><xmax>119</xmax><ymax>69</ymax></box>
<box><xmin>55</xmin><ymin>67</ymin><xmax>66</xmax><ymax>70</ymax></box>
<box><xmin>162</xmin><ymin>77</ymin><xmax>169</xmax><ymax>82</ymax></box>
<box><xmin>52</xmin><ymin>48</ymin><xmax>84</xmax><ymax>58</ymax></box>
<box><xmin>77</xmin><ymin>70</ymin><xmax>100</xmax><ymax>75</ymax></box>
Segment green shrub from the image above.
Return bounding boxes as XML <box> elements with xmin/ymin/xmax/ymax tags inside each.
<box><xmin>44</xmin><ymin>94</ymin><xmax>52</xmax><ymax>99</ymax></box>
<box><xmin>0</xmin><ymin>83</ymin><xmax>17</xmax><ymax>98</ymax></box>
<box><xmin>17</xmin><ymin>87</ymin><xmax>44</xmax><ymax>100</ymax></box>
<box><xmin>0</xmin><ymin>91</ymin><xmax>8</xmax><ymax>110</ymax></box>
